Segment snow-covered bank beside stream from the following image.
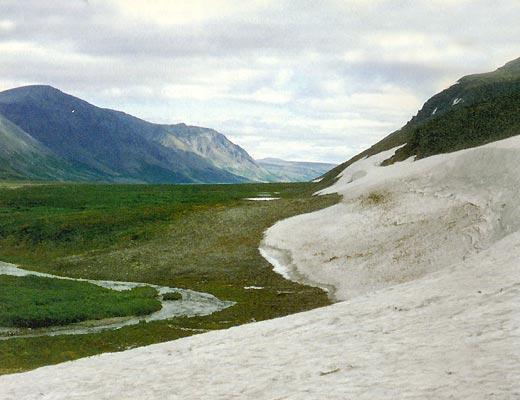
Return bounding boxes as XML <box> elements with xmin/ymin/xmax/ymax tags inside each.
<box><xmin>1</xmin><ymin>230</ymin><xmax>519</xmax><ymax>399</ymax></box>
<box><xmin>1</xmin><ymin>136</ymin><xmax>519</xmax><ymax>399</ymax></box>
<box><xmin>263</xmin><ymin>137</ymin><xmax>520</xmax><ymax>301</ymax></box>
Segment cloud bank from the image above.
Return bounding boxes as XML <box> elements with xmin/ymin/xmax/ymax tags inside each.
<box><xmin>0</xmin><ymin>0</ymin><xmax>518</xmax><ymax>162</ymax></box>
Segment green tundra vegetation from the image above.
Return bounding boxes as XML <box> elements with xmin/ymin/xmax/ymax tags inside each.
<box><xmin>0</xmin><ymin>181</ymin><xmax>338</xmax><ymax>374</ymax></box>
<box><xmin>387</xmin><ymin>89</ymin><xmax>520</xmax><ymax>162</ymax></box>
<box><xmin>0</xmin><ymin>275</ymin><xmax>161</xmax><ymax>328</ymax></box>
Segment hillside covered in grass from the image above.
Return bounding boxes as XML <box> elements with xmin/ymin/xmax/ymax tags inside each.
<box><xmin>0</xmin><ymin>115</ymin><xmax>101</xmax><ymax>182</ymax></box>
<box><xmin>321</xmin><ymin>57</ymin><xmax>520</xmax><ymax>184</ymax></box>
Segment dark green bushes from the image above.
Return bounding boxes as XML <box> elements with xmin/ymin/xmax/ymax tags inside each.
<box><xmin>162</xmin><ymin>292</ymin><xmax>182</xmax><ymax>301</ymax></box>
<box><xmin>391</xmin><ymin>90</ymin><xmax>520</xmax><ymax>162</ymax></box>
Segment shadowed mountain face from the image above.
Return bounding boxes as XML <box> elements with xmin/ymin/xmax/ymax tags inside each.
<box><xmin>256</xmin><ymin>158</ymin><xmax>337</xmax><ymax>182</ymax></box>
<box><xmin>321</xmin><ymin>56</ymin><xmax>520</xmax><ymax>185</ymax></box>
<box><xmin>0</xmin><ymin>114</ymin><xmax>102</xmax><ymax>181</ymax></box>
<box><xmin>143</xmin><ymin>123</ymin><xmax>274</xmax><ymax>182</ymax></box>
<box><xmin>0</xmin><ymin>85</ymin><xmax>269</xmax><ymax>183</ymax></box>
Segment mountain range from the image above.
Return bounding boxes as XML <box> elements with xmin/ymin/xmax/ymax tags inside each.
<box><xmin>4</xmin><ymin>57</ymin><xmax>515</xmax><ymax>186</ymax></box>
<box><xmin>0</xmin><ymin>86</ymin><xmax>334</xmax><ymax>183</ymax></box>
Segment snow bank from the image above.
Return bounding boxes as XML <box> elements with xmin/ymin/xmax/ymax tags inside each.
<box><xmin>263</xmin><ymin>136</ymin><xmax>520</xmax><ymax>300</ymax></box>
<box><xmin>1</xmin><ymin>136</ymin><xmax>519</xmax><ymax>399</ymax></box>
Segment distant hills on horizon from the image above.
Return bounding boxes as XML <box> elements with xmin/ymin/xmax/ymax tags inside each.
<box><xmin>256</xmin><ymin>158</ymin><xmax>337</xmax><ymax>183</ymax></box>
<box><xmin>0</xmin><ymin>85</ymin><xmax>335</xmax><ymax>184</ymax></box>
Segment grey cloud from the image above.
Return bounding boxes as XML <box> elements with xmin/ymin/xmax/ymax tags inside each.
<box><xmin>0</xmin><ymin>0</ymin><xmax>518</xmax><ymax>162</ymax></box>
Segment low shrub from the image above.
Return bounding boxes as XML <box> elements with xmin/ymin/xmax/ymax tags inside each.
<box><xmin>162</xmin><ymin>292</ymin><xmax>182</xmax><ymax>301</ymax></box>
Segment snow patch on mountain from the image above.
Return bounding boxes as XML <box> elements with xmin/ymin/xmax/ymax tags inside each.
<box><xmin>452</xmin><ymin>97</ymin><xmax>463</xmax><ymax>105</ymax></box>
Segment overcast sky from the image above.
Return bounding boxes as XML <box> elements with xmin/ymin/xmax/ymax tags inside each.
<box><xmin>0</xmin><ymin>1</ymin><xmax>518</xmax><ymax>162</ymax></box>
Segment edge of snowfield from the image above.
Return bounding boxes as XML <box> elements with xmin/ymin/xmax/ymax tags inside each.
<box><xmin>262</xmin><ymin>137</ymin><xmax>520</xmax><ymax>301</ymax></box>
<box><xmin>2</xmin><ymin>136</ymin><xmax>520</xmax><ymax>399</ymax></box>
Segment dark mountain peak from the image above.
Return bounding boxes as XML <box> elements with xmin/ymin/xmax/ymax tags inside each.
<box><xmin>0</xmin><ymin>85</ymin><xmax>93</xmax><ymax>115</ymax></box>
<box><xmin>459</xmin><ymin>56</ymin><xmax>520</xmax><ymax>84</ymax></box>
<box><xmin>7</xmin><ymin>84</ymin><xmax>59</xmax><ymax>93</ymax></box>
<box><xmin>20</xmin><ymin>84</ymin><xmax>61</xmax><ymax>92</ymax></box>
<box><xmin>0</xmin><ymin>84</ymin><xmax>63</xmax><ymax>101</ymax></box>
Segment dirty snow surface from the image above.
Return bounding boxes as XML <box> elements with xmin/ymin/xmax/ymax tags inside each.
<box><xmin>2</xmin><ymin>136</ymin><xmax>520</xmax><ymax>399</ymax></box>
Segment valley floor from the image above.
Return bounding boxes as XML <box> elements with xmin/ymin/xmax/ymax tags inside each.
<box><xmin>1</xmin><ymin>137</ymin><xmax>519</xmax><ymax>399</ymax></box>
<box><xmin>0</xmin><ymin>182</ymin><xmax>335</xmax><ymax>373</ymax></box>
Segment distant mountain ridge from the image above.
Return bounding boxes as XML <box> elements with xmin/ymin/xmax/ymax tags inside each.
<box><xmin>0</xmin><ymin>85</ymin><xmax>273</xmax><ymax>183</ymax></box>
<box><xmin>256</xmin><ymin>158</ymin><xmax>336</xmax><ymax>182</ymax></box>
<box><xmin>321</xmin><ymin>56</ymin><xmax>520</xmax><ymax>185</ymax></box>
<box><xmin>144</xmin><ymin>123</ymin><xmax>274</xmax><ymax>182</ymax></box>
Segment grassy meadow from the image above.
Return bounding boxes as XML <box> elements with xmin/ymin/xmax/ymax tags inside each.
<box><xmin>0</xmin><ymin>275</ymin><xmax>160</xmax><ymax>328</ymax></box>
<box><xmin>0</xmin><ymin>181</ymin><xmax>338</xmax><ymax>374</ymax></box>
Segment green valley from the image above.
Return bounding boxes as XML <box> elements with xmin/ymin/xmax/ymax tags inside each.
<box><xmin>0</xmin><ymin>181</ymin><xmax>338</xmax><ymax>374</ymax></box>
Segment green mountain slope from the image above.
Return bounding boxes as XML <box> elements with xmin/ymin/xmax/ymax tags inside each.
<box><xmin>321</xmin><ymin>57</ymin><xmax>520</xmax><ymax>185</ymax></box>
<box><xmin>0</xmin><ymin>114</ymin><xmax>101</xmax><ymax>181</ymax></box>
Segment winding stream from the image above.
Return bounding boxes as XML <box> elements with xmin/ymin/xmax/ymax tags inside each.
<box><xmin>0</xmin><ymin>261</ymin><xmax>234</xmax><ymax>339</ymax></box>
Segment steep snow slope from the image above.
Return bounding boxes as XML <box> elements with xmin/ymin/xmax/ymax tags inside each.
<box><xmin>1</xmin><ymin>136</ymin><xmax>519</xmax><ymax>399</ymax></box>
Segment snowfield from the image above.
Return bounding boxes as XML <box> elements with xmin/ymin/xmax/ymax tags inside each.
<box><xmin>1</xmin><ymin>136</ymin><xmax>520</xmax><ymax>399</ymax></box>
<box><xmin>262</xmin><ymin>138</ymin><xmax>520</xmax><ymax>301</ymax></box>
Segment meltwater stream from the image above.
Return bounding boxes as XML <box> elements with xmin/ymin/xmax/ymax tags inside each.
<box><xmin>0</xmin><ymin>261</ymin><xmax>234</xmax><ymax>339</ymax></box>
